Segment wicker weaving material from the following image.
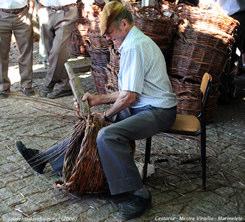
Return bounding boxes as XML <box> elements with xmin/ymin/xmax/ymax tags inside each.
<box><xmin>63</xmin><ymin>115</ymin><xmax>108</xmax><ymax>194</ymax></box>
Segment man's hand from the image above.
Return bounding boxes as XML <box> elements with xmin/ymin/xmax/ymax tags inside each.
<box><xmin>82</xmin><ymin>92</ymin><xmax>98</xmax><ymax>107</ymax></box>
<box><xmin>92</xmin><ymin>112</ymin><xmax>105</xmax><ymax>121</ymax></box>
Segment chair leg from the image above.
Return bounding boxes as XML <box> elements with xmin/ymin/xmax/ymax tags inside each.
<box><xmin>200</xmin><ymin>128</ymin><xmax>206</xmax><ymax>190</ymax></box>
<box><xmin>143</xmin><ymin>137</ymin><xmax>152</xmax><ymax>183</ymax></box>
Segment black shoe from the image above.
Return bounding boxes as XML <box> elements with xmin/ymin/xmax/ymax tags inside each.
<box><xmin>38</xmin><ymin>86</ymin><xmax>53</xmax><ymax>97</ymax></box>
<box><xmin>0</xmin><ymin>89</ymin><xmax>10</xmax><ymax>98</ymax></box>
<box><xmin>117</xmin><ymin>191</ymin><xmax>152</xmax><ymax>221</ymax></box>
<box><xmin>16</xmin><ymin>141</ymin><xmax>46</xmax><ymax>174</ymax></box>
<box><xmin>47</xmin><ymin>89</ymin><xmax>72</xmax><ymax>99</ymax></box>
<box><xmin>21</xmin><ymin>87</ymin><xmax>35</xmax><ymax>96</ymax></box>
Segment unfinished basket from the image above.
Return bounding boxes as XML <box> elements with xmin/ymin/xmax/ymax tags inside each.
<box><xmin>63</xmin><ymin>115</ymin><xmax>108</xmax><ymax>194</ymax></box>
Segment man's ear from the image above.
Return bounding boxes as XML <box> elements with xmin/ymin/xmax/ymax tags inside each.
<box><xmin>120</xmin><ymin>19</ymin><xmax>129</xmax><ymax>31</ymax></box>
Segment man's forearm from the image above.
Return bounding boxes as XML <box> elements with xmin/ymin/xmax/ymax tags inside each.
<box><xmin>104</xmin><ymin>91</ymin><xmax>137</xmax><ymax>118</ymax></box>
<box><xmin>92</xmin><ymin>91</ymin><xmax>119</xmax><ymax>106</ymax></box>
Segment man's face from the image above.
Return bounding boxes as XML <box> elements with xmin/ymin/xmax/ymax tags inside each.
<box><xmin>104</xmin><ymin>20</ymin><xmax>127</xmax><ymax>49</ymax></box>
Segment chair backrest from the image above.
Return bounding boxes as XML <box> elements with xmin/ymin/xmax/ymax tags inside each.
<box><xmin>200</xmin><ymin>73</ymin><xmax>212</xmax><ymax>107</ymax></box>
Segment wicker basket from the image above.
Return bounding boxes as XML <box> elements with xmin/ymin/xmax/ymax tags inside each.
<box><xmin>70</xmin><ymin>17</ymin><xmax>91</xmax><ymax>57</ymax></box>
<box><xmin>170</xmin><ymin>77</ymin><xmax>219</xmax><ymax>120</ymax></box>
<box><xmin>169</xmin><ymin>33</ymin><xmax>231</xmax><ymax>83</ymax></box>
<box><xmin>105</xmin><ymin>46</ymin><xmax>120</xmax><ymax>93</ymax></box>
<box><xmin>87</xmin><ymin>46</ymin><xmax>110</xmax><ymax>66</ymax></box>
<box><xmin>63</xmin><ymin>116</ymin><xmax>107</xmax><ymax>194</ymax></box>
<box><xmin>133</xmin><ymin>6</ymin><xmax>178</xmax><ymax>49</ymax></box>
<box><xmin>177</xmin><ymin>4</ymin><xmax>239</xmax><ymax>35</ymax></box>
<box><xmin>91</xmin><ymin>64</ymin><xmax>108</xmax><ymax>94</ymax></box>
<box><xmin>168</xmin><ymin>8</ymin><xmax>237</xmax><ymax>83</ymax></box>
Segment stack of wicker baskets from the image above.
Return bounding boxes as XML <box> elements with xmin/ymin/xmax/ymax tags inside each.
<box><xmin>105</xmin><ymin>45</ymin><xmax>120</xmax><ymax>92</ymax></box>
<box><xmin>87</xmin><ymin>4</ymin><xmax>112</xmax><ymax>94</ymax></box>
<box><xmin>75</xmin><ymin>3</ymin><xmax>110</xmax><ymax>94</ymax></box>
<box><xmin>168</xmin><ymin>4</ymin><xmax>239</xmax><ymax>118</ymax></box>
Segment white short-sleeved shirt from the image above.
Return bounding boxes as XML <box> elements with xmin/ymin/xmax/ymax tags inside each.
<box><xmin>118</xmin><ymin>26</ymin><xmax>177</xmax><ymax>109</ymax></box>
<box><xmin>1</xmin><ymin>0</ymin><xmax>28</xmax><ymax>9</ymax></box>
<box><xmin>39</xmin><ymin>0</ymin><xmax>77</xmax><ymax>7</ymax></box>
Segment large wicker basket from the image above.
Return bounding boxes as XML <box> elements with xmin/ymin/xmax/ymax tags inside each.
<box><xmin>133</xmin><ymin>5</ymin><xmax>178</xmax><ymax>50</ymax></box>
<box><xmin>169</xmin><ymin>26</ymin><xmax>234</xmax><ymax>83</ymax></box>
<box><xmin>177</xmin><ymin>4</ymin><xmax>239</xmax><ymax>35</ymax></box>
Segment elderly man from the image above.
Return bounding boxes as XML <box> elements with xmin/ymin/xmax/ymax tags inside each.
<box><xmin>82</xmin><ymin>1</ymin><xmax>177</xmax><ymax>219</ymax></box>
<box><xmin>0</xmin><ymin>0</ymin><xmax>35</xmax><ymax>98</ymax></box>
<box><xmin>16</xmin><ymin>1</ymin><xmax>177</xmax><ymax>220</ymax></box>
<box><xmin>36</xmin><ymin>0</ymin><xmax>78</xmax><ymax>99</ymax></box>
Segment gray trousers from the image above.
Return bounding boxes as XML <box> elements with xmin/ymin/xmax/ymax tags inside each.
<box><xmin>0</xmin><ymin>7</ymin><xmax>33</xmax><ymax>91</ymax></box>
<box><xmin>37</xmin><ymin>5</ymin><xmax>78</xmax><ymax>91</ymax></box>
<box><xmin>96</xmin><ymin>106</ymin><xmax>176</xmax><ymax>195</ymax></box>
<box><xmin>41</xmin><ymin>106</ymin><xmax>176</xmax><ymax>195</ymax></box>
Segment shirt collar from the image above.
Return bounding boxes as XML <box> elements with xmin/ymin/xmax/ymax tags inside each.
<box><xmin>119</xmin><ymin>26</ymin><xmax>138</xmax><ymax>52</ymax></box>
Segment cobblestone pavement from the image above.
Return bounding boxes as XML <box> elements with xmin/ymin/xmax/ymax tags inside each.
<box><xmin>0</xmin><ymin>43</ymin><xmax>244</xmax><ymax>222</ymax></box>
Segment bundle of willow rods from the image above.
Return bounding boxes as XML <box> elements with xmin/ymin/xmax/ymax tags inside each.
<box><xmin>62</xmin><ymin>114</ymin><xmax>108</xmax><ymax>194</ymax></box>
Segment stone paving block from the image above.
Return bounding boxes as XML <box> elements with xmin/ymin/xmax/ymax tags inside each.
<box><xmin>79</xmin><ymin>202</ymin><xmax>116</xmax><ymax>221</ymax></box>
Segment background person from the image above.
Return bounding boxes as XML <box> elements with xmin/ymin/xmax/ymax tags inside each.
<box><xmin>37</xmin><ymin>0</ymin><xmax>78</xmax><ymax>99</ymax></box>
<box><xmin>0</xmin><ymin>0</ymin><xmax>35</xmax><ymax>98</ymax></box>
